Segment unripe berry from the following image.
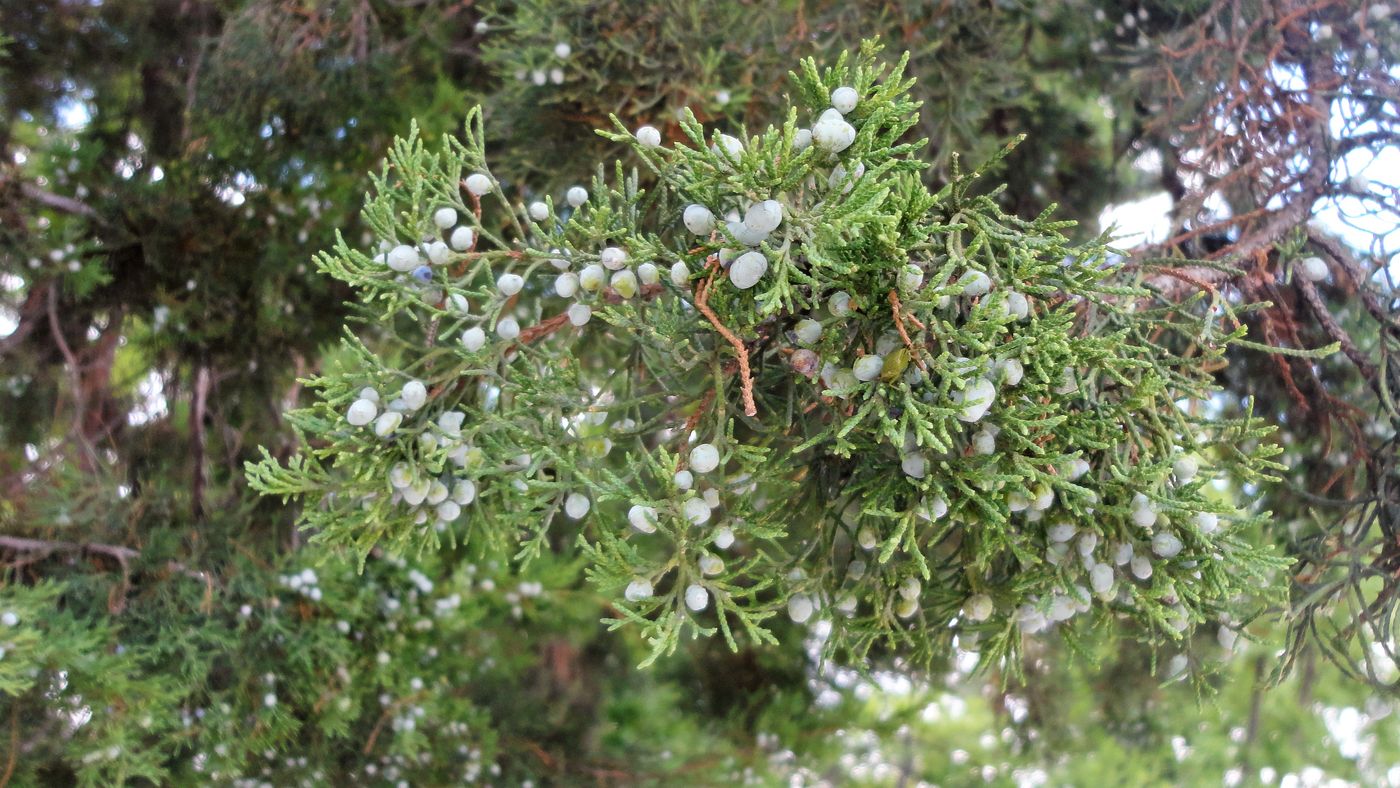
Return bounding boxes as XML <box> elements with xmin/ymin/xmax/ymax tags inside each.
<box><xmin>579</xmin><ymin>264</ymin><xmax>606</xmax><ymax>292</ymax></box>
<box><xmin>610</xmin><ymin>269</ymin><xmax>639</xmax><ymax>298</ymax></box>
<box><xmin>1194</xmin><ymin>511</ymin><xmax>1220</xmax><ymax>534</ymax></box>
<box><xmin>426</xmin><ymin>241</ymin><xmax>451</xmax><ymax>266</ymax></box>
<box><xmin>827</xmin><ymin>291</ymin><xmax>852</xmax><ymax>317</ymax></box>
<box><xmin>637</xmin><ymin>262</ymin><xmax>659</xmax><ymax>286</ymax></box>
<box><xmin>437</xmin><ymin>501</ymin><xmax>461</xmax><ymax>522</ymax></box>
<box><xmin>895</xmin><ymin>596</ymin><xmax>919</xmax><ymax>619</ymax></box>
<box><xmin>794</xmin><ymin>319</ymin><xmax>822</xmax><ymax>347</ymax></box>
<box><xmin>496</xmin><ymin>316</ymin><xmax>520</xmax><ymax>340</ymax></box>
<box><xmin>1173</xmin><ymin>455</ymin><xmax>1199</xmax><ymax>483</ymax></box>
<box><xmin>698</xmin><ymin>553</ymin><xmax>725</xmax><ymax>576</ymax></box>
<box><xmin>857</xmin><ymin>526</ymin><xmax>878</xmax><ymax>551</ymax></box>
<box><xmin>452</xmin><ymin>480</ymin><xmax>477</xmax><ymax>505</ymax></box>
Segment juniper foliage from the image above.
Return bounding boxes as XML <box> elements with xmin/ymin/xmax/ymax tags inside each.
<box><xmin>249</xmin><ymin>41</ymin><xmax>1292</xmax><ymax>673</ymax></box>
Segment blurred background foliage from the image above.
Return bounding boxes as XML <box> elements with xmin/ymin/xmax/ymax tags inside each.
<box><xmin>0</xmin><ymin>0</ymin><xmax>1396</xmax><ymax>784</ymax></box>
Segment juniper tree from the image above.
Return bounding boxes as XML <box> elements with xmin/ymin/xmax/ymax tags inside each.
<box><xmin>250</xmin><ymin>40</ymin><xmax>1293</xmax><ymax>674</ymax></box>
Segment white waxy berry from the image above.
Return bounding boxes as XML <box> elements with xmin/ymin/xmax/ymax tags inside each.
<box><xmin>528</xmin><ymin>201</ymin><xmax>549</xmax><ymax>222</ymax></box>
<box><xmin>920</xmin><ymin>495</ymin><xmax>949</xmax><ymax>521</ymax></box>
<box><xmin>1298</xmin><ymin>256</ymin><xmax>1327</xmax><ymax>281</ymax></box>
<box><xmin>0</xmin><ymin>612</ymin><xmax>17</xmax><ymax>628</ymax></box>
<box><xmin>637</xmin><ymin>262</ymin><xmax>659</xmax><ymax>286</ymax></box>
<box><xmin>1152</xmin><ymin>532</ymin><xmax>1184</xmax><ymax>558</ymax></box>
<box><xmin>433</xmin><ymin>207</ymin><xmax>458</xmax><ymax>229</ymax></box>
<box><xmin>426</xmin><ymin>480</ymin><xmax>449</xmax><ymax>506</ymax></box>
<box><xmin>555</xmin><ymin>273</ymin><xmax>579</xmax><ymax>298</ymax></box>
<box><xmin>729</xmin><ymin>251</ymin><xmax>768</xmax><ymax>290</ymax></box>
<box><xmin>565</xmin><ymin>185</ymin><xmax>588</xmax><ymax>208</ymax></box>
<box><xmin>461</xmin><ymin>326</ymin><xmax>486</xmax><ymax>352</ymax></box>
<box><xmin>389</xmin><ymin>463</ymin><xmax>414</xmax><ymax>489</ymax></box>
<box><xmin>599</xmin><ymin>246</ymin><xmax>628</xmax><ymax>270</ymax></box>
<box><xmin>1130</xmin><ymin>555</ymin><xmax>1154</xmax><ymax>579</ymax></box>
<box><xmin>744</xmin><ymin>200</ymin><xmax>783</xmax><ymax>235</ymax></box>
<box><xmin>788</xmin><ymin>594</ymin><xmax>814</xmax><ymax>623</ymax></box>
<box><xmin>852</xmin><ymin>355</ymin><xmax>883</xmax><ymax>382</ymax></box>
<box><xmin>682</xmin><ymin>497</ymin><xmax>711</xmax><ymax>525</ymax></box>
<box><xmin>401</xmin><ymin>381</ymin><xmax>428</xmax><ymax>411</ymax></box>
<box><xmin>673</xmin><ymin>470</ymin><xmax>694</xmax><ymax>490</ymax></box>
<box><xmin>1048</xmin><ymin>522</ymin><xmax>1077</xmax><ymax>543</ymax></box>
<box><xmin>670</xmin><ymin>261</ymin><xmax>690</xmax><ymax>287</ymax></box>
<box><xmin>1173</xmin><ymin>456</ymin><xmax>1199</xmax><ymax>483</ymax></box>
<box><xmin>1090</xmin><ymin>563</ymin><xmax>1115</xmax><ymax>595</ymax></box>
<box><xmin>437</xmin><ymin>501</ymin><xmax>461</xmax><ymax>522</ymax></box>
<box><xmin>683</xmin><ymin>204</ymin><xmax>715</xmax><ymax>235</ymax></box>
<box><xmin>465</xmin><ymin>173</ymin><xmax>493</xmax><ymax>196</ymax></box>
<box><xmin>449</xmin><ymin>226</ymin><xmax>475</xmax><ymax>251</ymax></box>
<box><xmin>427</xmin><ymin>241</ymin><xmax>451</xmax><ymax>266</ymax></box>
<box><xmin>953</xmin><ymin>377</ymin><xmax>997</xmax><ymax>423</ymax></box>
<box><xmin>635</xmin><ymin>125</ymin><xmax>662</xmax><ymax>147</ymax></box>
<box><xmin>958</xmin><ymin>270</ymin><xmax>992</xmax><ymax>296</ymax></box>
<box><xmin>373</xmin><ymin>411</ymin><xmax>402</xmax><ymax>437</ymax></box>
<box><xmin>627</xmin><ymin>505</ymin><xmax>658</xmax><ymax>534</ymax></box>
<box><xmin>898</xmin><ymin>577</ymin><xmax>921</xmax><ymax>601</ymax></box>
<box><xmin>579</xmin><ymin>264</ymin><xmax>606</xmax><ymax>292</ymax></box>
<box><xmin>554</xmin><ymin>41</ymin><xmax>572</xmax><ymax>58</ymax></box>
<box><xmin>689</xmin><ymin>443</ymin><xmax>720</xmax><ymax>474</ymax></box>
<box><xmin>812</xmin><ymin>108</ymin><xmax>856</xmax><ymax>153</ymax></box>
<box><xmin>684</xmin><ymin>584</ymin><xmax>709</xmax><ymax>611</ymax></box>
<box><xmin>610</xmin><ymin>269</ymin><xmax>639</xmax><ymax>298</ymax></box>
<box><xmin>698</xmin><ymin>553</ymin><xmax>725</xmax><ymax>576</ymax></box>
<box><xmin>895</xmin><ymin>596</ymin><xmax>919</xmax><ymax>619</ymax></box>
<box><xmin>971</xmin><ymin>429</ymin><xmax>996</xmax><ymax>455</ymax></box>
<box><xmin>1130</xmin><ymin>504</ymin><xmax>1157</xmax><ymax>528</ymax></box>
<box><xmin>793</xmin><ymin>128</ymin><xmax>813</xmax><ymax>151</ymax></box>
<box><xmin>359</xmin><ymin>387</ymin><xmax>380</xmax><ymax>403</ymax></box>
<box><xmin>702</xmin><ymin>488</ymin><xmax>721</xmax><ymax>508</ymax></box>
<box><xmin>496</xmin><ymin>316</ymin><xmax>520</xmax><ymax>340</ymax></box>
<box><xmin>794</xmin><ymin>319</ymin><xmax>822</xmax><ymax>347</ymax></box>
<box><xmin>713</xmin><ymin>525</ymin><xmax>735</xmax><ymax>549</ymax></box>
<box><xmin>624</xmin><ymin>579</ymin><xmax>653</xmax><ymax>602</ymax></box>
<box><xmin>403</xmin><ymin>478</ymin><xmax>430</xmax><ymax>506</ymax></box>
<box><xmin>567</xmin><ymin>303</ymin><xmax>592</xmax><ymax>326</ymax></box>
<box><xmin>830</xmin><ymin>86</ymin><xmax>858</xmax><ymax>114</ymax></box>
<box><xmin>564</xmin><ymin>492</ymin><xmax>590</xmax><ymax>520</ymax></box>
<box><xmin>1006</xmin><ymin>291</ymin><xmax>1029</xmax><ymax>319</ymax></box>
<box><xmin>964</xmin><ymin>594</ymin><xmax>994</xmax><ymax>622</ymax></box>
<box><xmin>712</xmin><ymin>133</ymin><xmax>743</xmax><ymax>159</ymax></box>
<box><xmin>347</xmin><ymin>398</ymin><xmax>378</xmax><ymax>426</ymax></box>
<box><xmin>437</xmin><ymin>410</ymin><xmax>465</xmax><ymax>436</ymax></box>
<box><xmin>1067</xmin><ymin>457</ymin><xmax>1090</xmax><ymax>480</ymax></box>
<box><xmin>1194</xmin><ymin>511</ymin><xmax>1219</xmax><ymax>534</ymax></box>
<box><xmin>857</xmin><ymin>526</ymin><xmax>878</xmax><ymax>551</ymax></box>
<box><xmin>899</xmin><ymin>264</ymin><xmax>924</xmax><ymax>292</ymax></box>
<box><xmin>452</xmin><ymin>480</ymin><xmax>477</xmax><ymax>505</ymax></box>
<box><xmin>387</xmin><ymin>244</ymin><xmax>421</xmax><ymax>272</ymax></box>
<box><xmin>497</xmin><ymin>273</ymin><xmax>524</xmax><ymax>296</ymax></box>
<box><xmin>828</xmin><ymin>291</ymin><xmax>852</xmax><ymax>317</ymax></box>
<box><xmin>998</xmin><ymin>358</ymin><xmax>1024</xmax><ymax>387</ymax></box>
<box><xmin>901</xmin><ymin>452</ymin><xmax>927</xmax><ymax>479</ymax></box>
<box><xmin>726</xmin><ymin>219</ymin><xmax>769</xmax><ymax>247</ymax></box>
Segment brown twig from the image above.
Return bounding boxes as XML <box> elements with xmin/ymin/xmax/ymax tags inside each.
<box><xmin>888</xmin><ymin>290</ymin><xmax>927</xmax><ymax>370</ymax></box>
<box><xmin>692</xmin><ymin>262</ymin><xmax>757</xmax><ymax>417</ymax></box>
